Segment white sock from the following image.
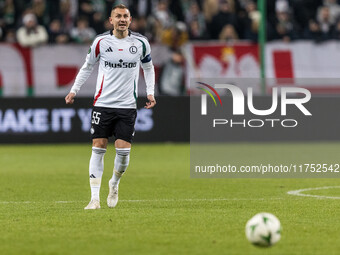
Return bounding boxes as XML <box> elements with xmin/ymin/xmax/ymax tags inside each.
<box><xmin>111</xmin><ymin>148</ymin><xmax>131</xmax><ymax>187</ymax></box>
<box><xmin>89</xmin><ymin>147</ymin><xmax>106</xmax><ymax>200</ymax></box>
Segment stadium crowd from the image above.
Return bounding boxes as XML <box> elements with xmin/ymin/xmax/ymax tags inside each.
<box><xmin>1</xmin><ymin>0</ymin><xmax>340</xmax><ymax>47</ymax></box>
<box><xmin>1</xmin><ymin>0</ymin><xmax>340</xmax><ymax>95</ymax></box>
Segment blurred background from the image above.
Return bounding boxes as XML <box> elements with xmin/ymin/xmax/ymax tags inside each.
<box><xmin>1</xmin><ymin>0</ymin><xmax>340</xmax><ymax>143</ymax></box>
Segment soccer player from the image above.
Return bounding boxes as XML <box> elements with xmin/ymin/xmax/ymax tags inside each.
<box><xmin>65</xmin><ymin>4</ymin><xmax>156</xmax><ymax>209</ymax></box>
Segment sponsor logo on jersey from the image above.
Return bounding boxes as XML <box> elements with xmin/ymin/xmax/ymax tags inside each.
<box><xmin>129</xmin><ymin>46</ymin><xmax>137</xmax><ymax>54</ymax></box>
<box><xmin>105</xmin><ymin>47</ymin><xmax>113</xmax><ymax>52</ymax></box>
<box><xmin>104</xmin><ymin>59</ymin><xmax>137</xmax><ymax>68</ymax></box>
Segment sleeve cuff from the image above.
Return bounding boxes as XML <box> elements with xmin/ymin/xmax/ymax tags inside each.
<box><xmin>70</xmin><ymin>90</ymin><xmax>77</xmax><ymax>95</ymax></box>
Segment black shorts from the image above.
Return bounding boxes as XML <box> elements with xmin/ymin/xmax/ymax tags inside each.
<box><xmin>90</xmin><ymin>107</ymin><xmax>137</xmax><ymax>143</ymax></box>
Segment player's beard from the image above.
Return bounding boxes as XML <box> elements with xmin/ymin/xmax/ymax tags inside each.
<box><xmin>112</xmin><ymin>20</ymin><xmax>130</xmax><ymax>38</ymax></box>
<box><xmin>116</xmin><ymin>23</ymin><xmax>128</xmax><ymax>32</ymax></box>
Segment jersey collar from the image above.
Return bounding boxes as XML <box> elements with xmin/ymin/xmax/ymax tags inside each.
<box><xmin>110</xmin><ymin>29</ymin><xmax>131</xmax><ymax>36</ymax></box>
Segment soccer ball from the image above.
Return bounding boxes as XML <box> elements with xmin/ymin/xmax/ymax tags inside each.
<box><xmin>245</xmin><ymin>212</ymin><xmax>281</xmax><ymax>247</ymax></box>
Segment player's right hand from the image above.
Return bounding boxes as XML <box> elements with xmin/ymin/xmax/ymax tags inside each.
<box><xmin>65</xmin><ymin>92</ymin><xmax>76</xmax><ymax>104</ymax></box>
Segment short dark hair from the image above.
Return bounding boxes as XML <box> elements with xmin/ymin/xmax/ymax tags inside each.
<box><xmin>111</xmin><ymin>4</ymin><xmax>129</xmax><ymax>12</ymax></box>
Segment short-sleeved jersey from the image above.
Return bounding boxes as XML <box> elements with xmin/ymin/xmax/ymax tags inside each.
<box><xmin>72</xmin><ymin>30</ymin><xmax>152</xmax><ymax>109</ymax></box>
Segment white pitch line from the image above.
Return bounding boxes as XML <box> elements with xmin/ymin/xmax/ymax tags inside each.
<box><xmin>0</xmin><ymin>201</ymin><xmax>33</xmax><ymax>204</ymax></box>
<box><xmin>0</xmin><ymin>197</ymin><xmax>283</xmax><ymax>204</ymax></box>
<box><xmin>119</xmin><ymin>197</ymin><xmax>283</xmax><ymax>202</ymax></box>
<box><xmin>287</xmin><ymin>186</ymin><xmax>340</xmax><ymax>199</ymax></box>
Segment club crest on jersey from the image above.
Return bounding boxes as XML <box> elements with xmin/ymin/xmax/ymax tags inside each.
<box><xmin>129</xmin><ymin>46</ymin><xmax>137</xmax><ymax>54</ymax></box>
<box><xmin>105</xmin><ymin>59</ymin><xmax>137</xmax><ymax>68</ymax></box>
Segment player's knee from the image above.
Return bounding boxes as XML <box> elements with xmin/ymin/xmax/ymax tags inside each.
<box><xmin>115</xmin><ymin>139</ymin><xmax>131</xmax><ymax>148</ymax></box>
<box><xmin>92</xmin><ymin>139</ymin><xmax>108</xmax><ymax>148</ymax></box>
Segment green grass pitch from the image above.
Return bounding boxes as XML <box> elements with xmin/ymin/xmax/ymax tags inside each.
<box><xmin>0</xmin><ymin>143</ymin><xmax>339</xmax><ymax>255</ymax></box>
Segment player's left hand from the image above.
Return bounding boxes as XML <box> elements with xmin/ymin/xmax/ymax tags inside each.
<box><xmin>65</xmin><ymin>92</ymin><xmax>76</xmax><ymax>104</ymax></box>
<box><xmin>145</xmin><ymin>95</ymin><xmax>156</xmax><ymax>109</ymax></box>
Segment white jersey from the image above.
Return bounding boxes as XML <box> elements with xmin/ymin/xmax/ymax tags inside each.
<box><xmin>70</xmin><ymin>30</ymin><xmax>155</xmax><ymax>109</ymax></box>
